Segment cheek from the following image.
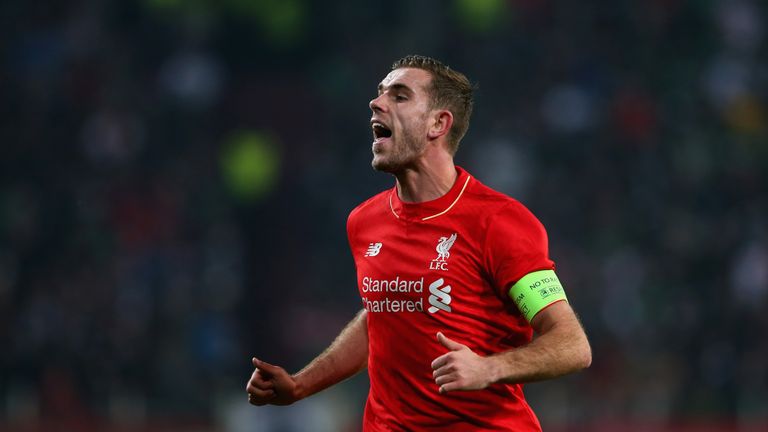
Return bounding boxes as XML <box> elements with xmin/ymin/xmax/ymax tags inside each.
<box><xmin>397</xmin><ymin>116</ymin><xmax>419</xmax><ymax>134</ymax></box>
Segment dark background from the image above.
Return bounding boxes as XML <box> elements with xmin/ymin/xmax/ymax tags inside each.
<box><xmin>1</xmin><ymin>0</ymin><xmax>767</xmax><ymax>431</ymax></box>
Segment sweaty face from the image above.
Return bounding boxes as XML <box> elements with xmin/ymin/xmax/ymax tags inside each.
<box><xmin>369</xmin><ymin>68</ymin><xmax>433</xmax><ymax>173</ymax></box>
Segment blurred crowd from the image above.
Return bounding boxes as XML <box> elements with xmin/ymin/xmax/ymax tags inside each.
<box><xmin>1</xmin><ymin>0</ymin><xmax>767</xmax><ymax>430</ymax></box>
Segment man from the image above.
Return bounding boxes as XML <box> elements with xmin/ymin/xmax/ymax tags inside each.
<box><xmin>246</xmin><ymin>55</ymin><xmax>591</xmax><ymax>431</ymax></box>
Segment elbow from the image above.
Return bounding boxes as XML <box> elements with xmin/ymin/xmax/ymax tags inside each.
<box><xmin>570</xmin><ymin>321</ymin><xmax>592</xmax><ymax>371</ymax></box>
<box><xmin>580</xmin><ymin>347</ymin><xmax>592</xmax><ymax>370</ymax></box>
<box><xmin>577</xmin><ymin>340</ymin><xmax>592</xmax><ymax>371</ymax></box>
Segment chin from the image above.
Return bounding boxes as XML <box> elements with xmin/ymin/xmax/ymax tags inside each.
<box><xmin>371</xmin><ymin>158</ymin><xmax>390</xmax><ymax>172</ymax></box>
<box><xmin>371</xmin><ymin>156</ymin><xmax>398</xmax><ymax>173</ymax></box>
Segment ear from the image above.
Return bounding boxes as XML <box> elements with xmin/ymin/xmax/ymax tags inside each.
<box><xmin>427</xmin><ymin>110</ymin><xmax>453</xmax><ymax>141</ymax></box>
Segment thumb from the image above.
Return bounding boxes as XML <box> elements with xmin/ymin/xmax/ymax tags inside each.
<box><xmin>253</xmin><ymin>357</ymin><xmax>280</xmax><ymax>374</ymax></box>
<box><xmin>437</xmin><ymin>332</ymin><xmax>465</xmax><ymax>351</ymax></box>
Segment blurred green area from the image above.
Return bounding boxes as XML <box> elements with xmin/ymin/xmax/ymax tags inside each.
<box><xmin>220</xmin><ymin>131</ymin><xmax>281</xmax><ymax>202</ymax></box>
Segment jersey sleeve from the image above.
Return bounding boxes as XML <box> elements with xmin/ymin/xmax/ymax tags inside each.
<box><xmin>346</xmin><ymin>207</ymin><xmax>360</xmax><ymax>263</ymax></box>
<box><xmin>483</xmin><ymin>201</ymin><xmax>555</xmax><ymax>299</ymax></box>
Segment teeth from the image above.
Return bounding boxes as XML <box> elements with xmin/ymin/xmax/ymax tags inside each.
<box><xmin>371</xmin><ymin>121</ymin><xmax>391</xmax><ymax>140</ymax></box>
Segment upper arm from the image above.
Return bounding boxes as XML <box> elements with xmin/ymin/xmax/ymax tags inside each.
<box><xmin>484</xmin><ymin>202</ymin><xmax>555</xmax><ymax>300</ymax></box>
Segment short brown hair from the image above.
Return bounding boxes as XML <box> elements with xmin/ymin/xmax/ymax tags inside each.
<box><xmin>391</xmin><ymin>55</ymin><xmax>474</xmax><ymax>154</ymax></box>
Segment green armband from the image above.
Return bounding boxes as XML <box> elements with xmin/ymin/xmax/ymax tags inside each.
<box><xmin>508</xmin><ymin>270</ymin><xmax>568</xmax><ymax>323</ymax></box>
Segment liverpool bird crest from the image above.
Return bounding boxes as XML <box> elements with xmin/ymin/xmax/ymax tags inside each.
<box><xmin>430</xmin><ymin>233</ymin><xmax>457</xmax><ymax>271</ymax></box>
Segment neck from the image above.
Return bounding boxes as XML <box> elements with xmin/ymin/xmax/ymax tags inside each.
<box><xmin>394</xmin><ymin>152</ymin><xmax>457</xmax><ymax>203</ymax></box>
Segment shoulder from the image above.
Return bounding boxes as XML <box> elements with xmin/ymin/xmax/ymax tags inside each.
<box><xmin>464</xmin><ymin>175</ymin><xmax>543</xmax><ymax>228</ymax></box>
<box><xmin>347</xmin><ymin>188</ymin><xmax>391</xmax><ymax>237</ymax></box>
<box><xmin>459</xmin><ymin>175</ymin><xmax>549</xmax><ymax>253</ymax></box>
<box><xmin>348</xmin><ymin>189</ymin><xmax>390</xmax><ymax>221</ymax></box>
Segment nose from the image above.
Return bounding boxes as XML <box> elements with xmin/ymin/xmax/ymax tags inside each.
<box><xmin>369</xmin><ymin>94</ymin><xmax>385</xmax><ymax>113</ymax></box>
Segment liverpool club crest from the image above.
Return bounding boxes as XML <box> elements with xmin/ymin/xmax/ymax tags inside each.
<box><xmin>430</xmin><ymin>233</ymin><xmax>457</xmax><ymax>271</ymax></box>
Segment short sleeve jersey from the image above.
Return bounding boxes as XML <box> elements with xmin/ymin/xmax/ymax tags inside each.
<box><xmin>347</xmin><ymin>167</ymin><xmax>555</xmax><ymax>431</ymax></box>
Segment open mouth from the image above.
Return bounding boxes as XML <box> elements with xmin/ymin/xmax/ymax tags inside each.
<box><xmin>372</xmin><ymin>122</ymin><xmax>392</xmax><ymax>140</ymax></box>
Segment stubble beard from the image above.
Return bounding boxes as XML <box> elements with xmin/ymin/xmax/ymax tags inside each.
<box><xmin>371</xmin><ymin>127</ymin><xmax>426</xmax><ymax>174</ymax></box>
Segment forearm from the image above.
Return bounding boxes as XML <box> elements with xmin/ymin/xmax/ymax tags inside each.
<box><xmin>488</xmin><ymin>308</ymin><xmax>591</xmax><ymax>384</ymax></box>
<box><xmin>293</xmin><ymin>309</ymin><xmax>369</xmax><ymax>399</ymax></box>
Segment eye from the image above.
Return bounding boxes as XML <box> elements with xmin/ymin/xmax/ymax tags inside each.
<box><xmin>394</xmin><ymin>94</ymin><xmax>408</xmax><ymax>102</ymax></box>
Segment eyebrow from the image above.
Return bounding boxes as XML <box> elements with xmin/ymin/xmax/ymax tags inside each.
<box><xmin>378</xmin><ymin>82</ymin><xmax>414</xmax><ymax>95</ymax></box>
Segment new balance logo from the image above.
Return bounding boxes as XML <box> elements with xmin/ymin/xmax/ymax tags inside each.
<box><xmin>365</xmin><ymin>242</ymin><xmax>382</xmax><ymax>257</ymax></box>
<box><xmin>428</xmin><ymin>278</ymin><xmax>452</xmax><ymax>313</ymax></box>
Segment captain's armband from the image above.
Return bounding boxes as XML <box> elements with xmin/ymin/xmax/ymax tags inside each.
<box><xmin>508</xmin><ymin>270</ymin><xmax>568</xmax><ymax>323</ymax></box>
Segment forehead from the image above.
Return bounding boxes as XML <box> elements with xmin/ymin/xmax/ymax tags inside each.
<box><xmin>378</xmin><ymin>68</ymin><xmax>432</xmax><ymax>93</ymax></box>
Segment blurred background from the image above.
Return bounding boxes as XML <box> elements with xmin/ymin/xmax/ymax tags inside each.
<box><xmin>1</xmin><ymin>0</ymin><xmax>767</xmax><ymax>431</ymax></box>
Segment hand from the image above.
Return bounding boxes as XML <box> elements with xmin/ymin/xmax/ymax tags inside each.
<box><xmin>246</xmin><ymin>357</ymin><xmax>301</xmax><ymax>406</ymax></box>
<box><xmin>430</xmin><ymin>332</ymin><xmax>496</xmax><ymax>394</ymax></box>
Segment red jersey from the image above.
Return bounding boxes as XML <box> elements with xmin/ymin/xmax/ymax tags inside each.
<box><xmin>347</xmin><ymin>167</ymin><xmax>555</xmax><ymax>431</ymax></box>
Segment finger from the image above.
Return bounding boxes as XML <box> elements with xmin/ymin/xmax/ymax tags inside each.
<box><xmin>248</xmin><ymin>392</ymin><xmax>276</xmax><ymax>406</ymax></box>
<box><xmin>249</xmin><ymin>372</ymin><xmax>275</xmax><ymax>389</ymax></box>
<box><xmin>247</xmin><ymin>387</ymin><xmax>276</xmax><ymax>399</ymax></box>
<box><xmin>432</xmin><ymin>364</ymin><xmax>454</xmax><ymax>378</ymax></box>
<box><xmin>431</xmin><ymin>352</ymin><xmax>451</xmax><ymax>370</ymax></box>
<box><xmin>437</xmin><ymin>332</ymin><xmax>466</xmax><ymax>351</ymax></box>
<box><xmin>439</xmin><ymin>382</ymin><xmax>462</xmax><ymax>394</ymax></box>
<box><xmin>247</xmin><ymin>379</ymin><xmax>274</xmax><ymax>394</ymax></box>
<box><xmin>435</xmin><ymin>373</ymin><xmax>457</xmax><ymax>386</ymax></box>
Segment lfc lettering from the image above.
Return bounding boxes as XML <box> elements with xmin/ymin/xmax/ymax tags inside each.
<box><xmin>429</xmin><ymin>261</ymin><xmax>448</xmax><ymax>271</ymax></box>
